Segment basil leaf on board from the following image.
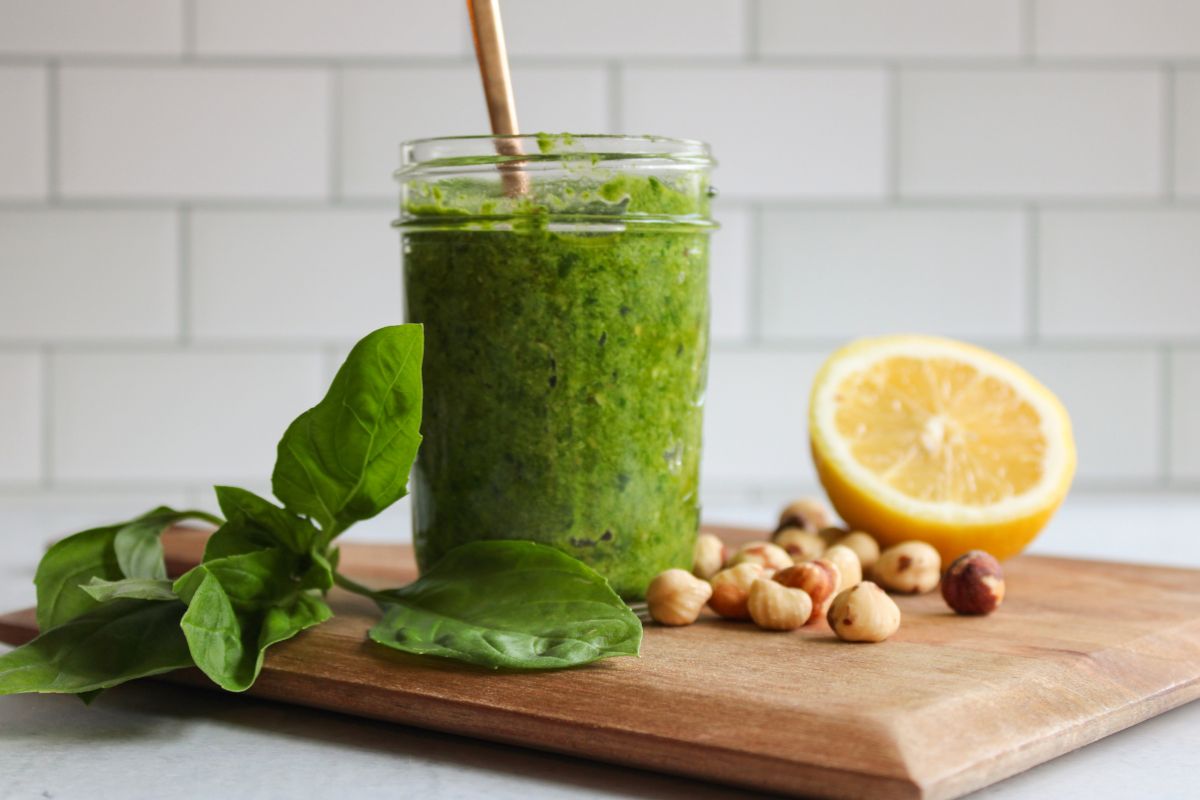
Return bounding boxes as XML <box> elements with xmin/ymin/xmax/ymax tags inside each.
<box><xmin>174</xmin><ymin>549</ymin><xmax>331</xmax><ymax>691</ymax></box>
<box><xmin>174</xmin><ymin>548</ymin><xmax>297</xmax><ymax>613</ymax></box>
<box><xmin>365</xmin><ymin>541</ymin><xmax>642</xmax><ymax>670</ymax></box>
<box><xmin>0</xmin><ymin>600</ymin><xmax>192</xmax><ymax>696</ymax></box>
<box><xmin>34</xmin><ymin>525</ymin><xmax>121</xmax><ymax>631</ymax></box>
<box><xmin>81</xmin><ymin>577</ymin><xmax>177</xmax><ymax>603</ymax></box>
<box><xmin>113</xmin><ymin>506</ymin><xmax>218</xmax><ymax>580</ymax></box>
<box><xmin>211</xmin><ymin>486</ymin><xmax>319</xmax><ymax>557</ymax></box>
<box><xmin>272</xmin><ymin>325</ymin><xmax>423</xmax><ymax>540</ymax></box>
<box><xmin>35</xmin><ymin>507</ymin><xmax>220</xmax><ymax>630</ymax></box>
<box><xmin>204</xmin><ymin>487</ymin><xmax>332</xmax><ymax>591</ymax></box>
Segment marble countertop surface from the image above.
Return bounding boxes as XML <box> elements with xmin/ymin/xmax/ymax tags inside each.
<box><xmin>2</xmin><ymin>492</ymin><xmax>1198</xmax><ymax>799</ymax></box>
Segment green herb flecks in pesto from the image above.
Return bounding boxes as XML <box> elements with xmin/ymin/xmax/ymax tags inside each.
<box><xmin>403</xmin><ymin>171</ymin><xmax>711</xmax><ymax>599</ymax></box>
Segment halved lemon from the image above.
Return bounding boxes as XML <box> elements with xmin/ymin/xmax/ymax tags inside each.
<box><xmin>809</xmin><ymin>335</ymin><xmax>1075</xmax><ymax>562</ymax></box>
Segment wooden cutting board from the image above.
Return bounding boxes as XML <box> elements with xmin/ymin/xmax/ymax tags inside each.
<box><xmin>3</xmin><ymin>525</ymin><xmax>1200</xmax><ymax>800</ymax></box>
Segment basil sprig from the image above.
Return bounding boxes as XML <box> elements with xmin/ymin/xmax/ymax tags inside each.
<box><xmin>0</xmin><ymin>323</ymin><xmax>641</xmax><ymax>702</ymax></box>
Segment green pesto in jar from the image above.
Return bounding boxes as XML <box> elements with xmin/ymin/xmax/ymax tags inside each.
<box><xmin>400</xmin><ymin>140</ymin><xmax>712</xmax><ymax>599</ymax></box>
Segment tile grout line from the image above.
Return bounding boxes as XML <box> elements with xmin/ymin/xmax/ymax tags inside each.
<box><xmin>40</xmin><ymin>347</ymin><xmax>54</xmax><ymax>489</ymax></box>
<box><xmin>1021</xmin><ymin>0</ymin><xmax>1037</xmax><ymax>63</ymax></box>
<box><xmin>1160</xmin><ymin>345</ymin><xmax>1174</xmax><ymax>486</ymax></box>
<box><xmin>746</xmin><ymin>203</ymin><xmax>765</xmax><ymax>345</ymax></box>
<box><xmin>743</xmin><ymin>0</ymin><xmax>760</xmax><ymax>61</ymax></box>
<box><xmin>606</xmin><ymin>61</ymin><xmax>622</xmax><ymax>133</ymax></box>
<box><xmin>1025</xmin><ymin>204</ymin><xmax>1040</xmax><ymax>344</ymax></box>
<box><xmin>887</xmin><ymin>64</ymin><xmax>901</xmax><ymax>200</ymax></box>
<box><xmin>46</xmin><ymin>60</ymin><xmax>59</xmax><ymax>203</ymax></box>
<box><xmin>1163</xmin><ymin>63</ymin><xmax>1175</xmax><ymax>201</ymax></box>
<box><xmin>329</xmin><ymin>64</ymin><xmax>343</xmax><ymax>203</ymax></box>
<box><xmin>1</xmin><ymin>196</ymin><xmax>1198</xmax><ymax>212</ymax></box>
<box><xmin>10</xmin><ymin>53</ymin><xmax>1200</xmax><ymax>70</ymax></box>
<box><xmin>178</xmin><ymin>206</ymin><xmax>192</xmax><ymax>344</ymax></box>
<box><xmin>181</xmin><ymin>0</ymin><xmax>197</xmax><ymax>59</ymax></box>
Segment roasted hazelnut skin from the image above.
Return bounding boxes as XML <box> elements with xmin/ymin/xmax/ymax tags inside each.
<box><xmin>772</xmin><ymin>527</ymin><xmax>826</xmax><ymax>562</ymax></box>
<box><xmin>708</xmin><ymin>563</ymin><xmax>765</xmax><ymax>619</ymax></box>
<box><xmin>822</xmin><ymin>544</ymin><xmax>863</xmax><ymax>592</ymax></box>
<box><xmin>692</xmin><ymin>533</ymin><xmax>728</xmax><ymax>579</ymax></box>
<box><xmin>873</xmin><ymin>541</ymin><xmax>942</xmax><ymax>594</ymax></box>
<box><xmin>775</xmin><ymin>497</ymin><xmax>833</xmax><ymax>533</ymax></box>
<box><xmin>817</xmin><ymin>526</ymin><xmax>850</xmax><ymax>548</ymax></box>
<box><xmin>834</xmin><ymin>531</ymin><xmax>881</xmax><ymax>571</ymax></box>
<box><xmin>728</xmin><ymin>541</ymin><xmax>794</xmax><ymax>572</ymax></box>
<box><xmin>747</xmin><ymin>579</ymin><xmax>813</xmax><ymax>631</ymax></box>
<box><xmin>646</xmin><ymin>569</ymin><xmax>713</xmax><ymax>626</ymax></box>
<box><xmin>774</xmin><ymin>559</ymin><xmax>840</xmax><ymax>624</ymax></box>
<box><xmin>827</xmin><ymin>582</ymin><xmax>902</xmax><ymax>643</ymax></box>
<box><xmin>941</xmin><ymin>550</ymin><xmax>1006</xmax><ymax>615</ymax></box>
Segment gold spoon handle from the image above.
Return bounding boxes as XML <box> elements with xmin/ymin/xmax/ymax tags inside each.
<box><xmin>466</xmin><ymin>0</ymin><xmax>528</xmax><ymax>195</ymax></box>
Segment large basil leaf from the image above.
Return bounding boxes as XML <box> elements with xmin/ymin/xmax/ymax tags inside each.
<box><xmin>35</xmin><ymin>507</ymin><xmax>219</xmax><ymax>630</ymax></box>
<box><xmin>272</xmin><ymin>325</ymin><xmax>423</xmax><ymax>539</ymax></box>
<box><xmin>0</xmin><ymin>599</ymin><xmax>192</xmax><ymax>696</ymax></box>
<box><xmin>366</xmin><ymin>541</ymin><xmax>642</xmax><ymax>670</ymax></box>
<box><xmin>174</xmin><ymin>551</ymin><xmax>331</xmax><ymax>691</ymax></box>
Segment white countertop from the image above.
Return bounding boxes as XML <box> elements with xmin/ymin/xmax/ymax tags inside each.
<box><xmin>2</xmin><ymin>493</ymin><xmax>1199</xmax><ymax>799</ymax></box>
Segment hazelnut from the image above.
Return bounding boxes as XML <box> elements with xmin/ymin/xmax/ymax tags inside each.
<box><xmin>747</xmin><ymin>579</ymin><xmax>812</xmax><ymax>632</ymax></box>
<box><xmin>827</xmin><ymin>582</ymin><xmax>901</xmax><ymax>643</ymax></box>
<box><xmin>772</xmin><ymin>527</ymin><xmax>826</xmax><ymax>562</ymax></box>
<box><xmin>728</xmin><ymin>541</ymin><xmax>793</xmax><ymax>572</ymax></box>
<box><xmin>692</xmin><ymin>532</ymin><xmax>727</xmax><ymax>580</ymax></box>
<box><xmin>774</xmin><ymin>560</ymin><xmax>840</xmax><ymax>624</ymax></box>
<box><xmin>708</xmin><ymin>563</ymin><xmax>764</xmax><ymax>619</ymax></box>
<box><xmin>834</xmin><ymin>531</ymin><xmax>880</xmax><ymax>571</ymax></box>
<box><xmin>873</xmin><ymin>541</ymin><xmax>941</xmax><ymax>594</ymax></box>
<box><xmin>941</xmin><ymin>550</ymin><xmax>1005</xmax><ymax>615</ymax></box>
<box><xmin>817</xmin><ymin>525</ymin><xmax>850</xmax><ymax>547</ymax></box>
<box><xmin>775</xmin><ymin>497</ymin><xmax>833</xmax><ymax>533</ymax></box>
<box><xmin>646</xmin><ymin>569</ymin><xmax>713</xmax><ymax>626</ymax></box>
<box><xmin>822</xmin><ymin>544</ymin><xmax>863</xmax><ymax>592</ymax></box>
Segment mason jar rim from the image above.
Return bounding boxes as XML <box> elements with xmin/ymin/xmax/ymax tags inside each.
<box><xmin>397</xmin><ymin>133</ymin><xmax>714</xmax><ymax>176</ymax></box>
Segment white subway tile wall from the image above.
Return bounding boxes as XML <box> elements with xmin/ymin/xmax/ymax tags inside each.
<box><xmin>759</xmin><ymin>209</ymin><xmax>1027</xmax><ymax>341</ymax></box>
<box><xmin>0</xmin><ymin>353</ymin><xmax>41</xmax><ymax>483</ymax></box>
<box><xmin>59</xmin><ymin>67</ymin><xmax>331</xmax><ymax>199</ymax></box>
<box><xmin>502</xmin><ymin>0</ymin><xmax>747</xmax><ymax>58</ymax></box>
<box><xmin>340</xmin><ymin>66</ymin><xmax>610</xmax><ymax>198</ymax></box>
<box><xmin>1039</xmin><ymin>210</ymin><xmax>1200</xmax><ymax>340</ymax></box>
<box><xmin>708</xmin><ymin>205</ymin><xmax>753</xmax><ymax>342</ymax></box>
<box><xmin>622</xmin><ymin>66</ymin><xmax>888</xmax><ymax>198</ymax></box>
<box><xmin>1172</xmin><ymin>351</ymin><xmax>1200</xmax><ymax>484</ymax></box>
<box><xmin>0</xmin><ymin>0</ymin><xmax>183</xmax><ymax>56</ymax></box>
<box><xmin>0</xmin><ymin>67</ymin><xmax>45</xmax><ymax>199</ymax></box>
<box><xmin>1176</xmin><ymin>71</ymin><xmax>1200</xmax><ymax>197</ymax></box>
<box><xmin>0</xmin><ymin>1</ymin><xmax>1194</xmax><ymax>526</ymax></box>
<box><xmin>0</xmin><ymin>210</ymin><xmax>178</xmax><ymax>341</ymax></box>
<box><xmin>188</xmin><ymin>208</ymin><xmax>400</xmax><ymax>341</ymax></box>
<box><xmin>702</xmin><ymin>349</ymin><xmax>826</xmax><ymax>491</ymax></box>
<box><xmin>193</xmin><ymin>0</ymin><xmax>464</xmax><ymax>58</ymax></box>
<box><xmin>899</xmin><ymin>69</ymin><xmax>1162</xmax><ymax>197</ymax></box>
<box><xmin>51</xmin><ymin>351</ymin><xmax>324</xmax><ymax>483</ymax></box>
<box><xmin>1034</xmin><ymin>0</ymin><xmax>1200</xmax><ymax>58</ymax></box>
<box><xmin>759</xmin><ymin>0</ymin><xmax>1023</xmax><ymax>58</ymax></box>
<box><xmin>1003</xmin><ymin>348</ymin><xmax>1163</xmax><ymax>484</ymax></box>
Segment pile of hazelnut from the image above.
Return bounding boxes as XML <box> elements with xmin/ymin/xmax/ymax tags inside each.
<box><xmin>645</xmin><ymin>497</ymin><xmax>1006</xmax><ymax>644</ymax></box>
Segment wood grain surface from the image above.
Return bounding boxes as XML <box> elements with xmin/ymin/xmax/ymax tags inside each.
<box><xmin>3</xmin><ymin>525</ymin><xmax>1199</xmax><ymax>800</ymax></box>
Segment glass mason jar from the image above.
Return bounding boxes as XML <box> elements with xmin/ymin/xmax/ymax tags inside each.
<box><xmin>395</xmin><ymin>134</ymin><xmax>715</xmax><ymax>599</ymax></box>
